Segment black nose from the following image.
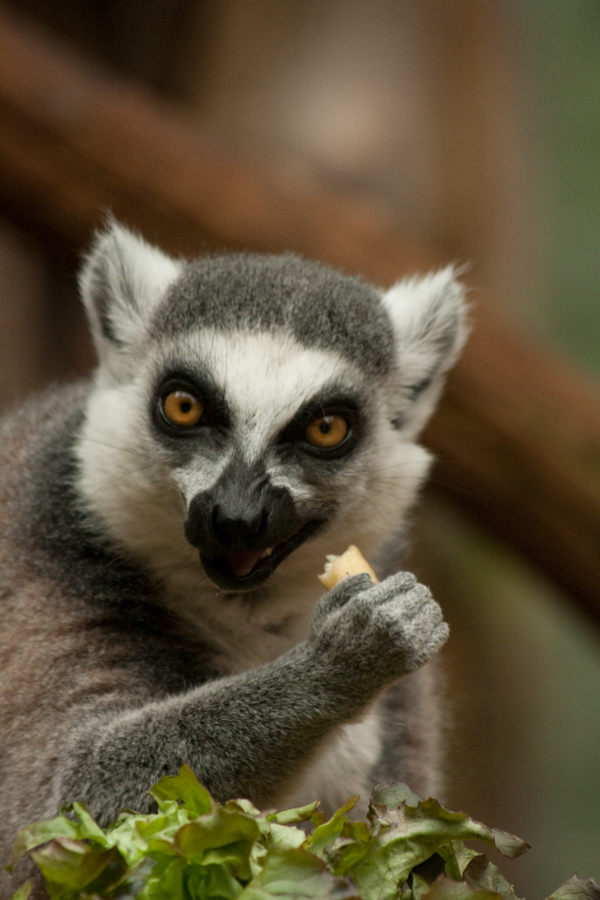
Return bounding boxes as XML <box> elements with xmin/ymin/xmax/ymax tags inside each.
<box><xmin>184</xmin><ymin>457</ymin><xmax>299</xmax><ymax>554</ymax></box>
<box><xmin>211</xmin><ymin>504</ymin><xmax>269</xmax><ymax>548</ymax></box>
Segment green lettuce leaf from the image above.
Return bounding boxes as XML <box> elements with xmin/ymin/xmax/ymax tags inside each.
<box><xmin>462</xmin><ymin>854</ymin><xmax>523</xmax><ymax>900</ymax></box>
<box><xmin>31</xmin><ymin>838</ymin><xmax>127</xmax><ymax>899</ymax></box>
<box><xmin>8</xmin><ymin>767</ymin><xmax>593</xmax><ymax>900</ymax></box>
<box><xmin>420</xmin><ymin>873</ymin><xmax>504</xmax><ymax>900</ymax></box>
<box><xmin>149</xmin><ymin>764</ymin><xmax>213</xmax><ymax>817</ymax></box>
<box><xmin>545</xmin><ymin>876</ymin><xmax>600</xmax><ymax>900</ymax></box>
<box><xmin>6</xmin><ymin>816</ymin><xmax>82</xmax><ymax>872</ymax></box>
<box><xmin>367</xmin><ymin>791</ymin><xmax>529</xmax><ymax>861</ymax></box>
<box><xmin>238</xmin><ymin>847</ymin><xmax>359</xmax><ymax>899</ymax></box>
<box><xmin>306</xmin><ymin>796</ymin><xmax>359</xmax><ymax>857</ymax></box>
<box><xmin>174</xmin><ymin>810</ymin><xmax>260</xmax><ymax>860</ymax></box>
<box><xmin>339</xmin><ymin>788</ymin><xmax>527</xmax><ymax>900</ymax></box>
<box><xmin>7</xmin><ymin>880</ymin><xmax>33</xmax><ymax>900</ymax></box>
<box><xmin>267</xmin><ymin>801</ymin><xmax>323</xmax><ymax>827</ymax></box>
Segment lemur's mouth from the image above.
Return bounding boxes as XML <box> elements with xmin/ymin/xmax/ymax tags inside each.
<box><xmin>224</xmin><ymin>547</ymin><xmax>273</xmax><ymax>579</ymax></box>
<box><xmin>200</xmin><ymin>520</ymin><xmax>325</xmax><ymax>592</ymax></box>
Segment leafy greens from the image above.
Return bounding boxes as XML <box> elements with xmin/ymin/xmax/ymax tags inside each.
<box><xmin>5</xmin><ymin>766</ymin><xmax>599</xmax><ymax>900</ymax></box>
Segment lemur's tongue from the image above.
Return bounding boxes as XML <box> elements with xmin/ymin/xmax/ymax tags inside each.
<box><xmin>225</xmin><ymin>551</ymin><xmax>263</xmax><ymax>578</ymax></box>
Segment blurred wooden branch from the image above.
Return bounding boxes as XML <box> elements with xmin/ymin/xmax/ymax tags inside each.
<box><xmin>1</xmin><ymin>5</ymin><xmax>600</xmax><ymax>618</ymax></box>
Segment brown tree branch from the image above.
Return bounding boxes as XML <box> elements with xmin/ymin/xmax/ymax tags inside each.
<box><xmin>1</xmin><ymin>6</ymin><xmax>600</xmax><ymax>616</ymax></box>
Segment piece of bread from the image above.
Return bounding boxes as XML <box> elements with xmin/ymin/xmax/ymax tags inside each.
<box><xmin>318</xmin><ymin>545</ymin><xmax>379</xmax><ymax>590</ymax></box>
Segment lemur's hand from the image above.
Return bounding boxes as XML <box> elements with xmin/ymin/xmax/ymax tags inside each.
<box><xmin>309</xmin><ymin>571</ymin><xmax>448</xmax><ymax>692</ymax></box>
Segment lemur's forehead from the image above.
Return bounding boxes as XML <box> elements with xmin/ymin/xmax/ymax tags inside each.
<box><xmin>149</xmin><ymin>252</ymin><xmax>395</xmax><ymax>377</ymax></box>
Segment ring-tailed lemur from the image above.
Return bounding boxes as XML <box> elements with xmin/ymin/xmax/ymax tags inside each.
<box><xmin>0</xmin><ymin>221</ymin><xmax>466</xmax><ymax>897</ymax></box>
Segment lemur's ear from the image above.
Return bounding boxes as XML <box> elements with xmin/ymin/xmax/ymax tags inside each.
<box><xmin>382</xmin><ymin>267</ymin><xmax>469</xmax><ymax>437</ymax></box>
<box><xmin>79</xmin><ymin>218</ymin><xmax>182</xmax><ymax>369</ymax></box>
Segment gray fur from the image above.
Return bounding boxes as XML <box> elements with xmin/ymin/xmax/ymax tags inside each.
<box><xmin>0</xmin><ymin>222</ymin><xmax>467</xmax><ymax>899</ymax></box>
<box><xmin>151</xmin><ymin>252</ymin><xmax>395</xmax><ymax>375</ymax></box>
<box><xmin>57</xmin><ymin>574</ymin><xmax>446</xmax><ymax>820</ymax></box>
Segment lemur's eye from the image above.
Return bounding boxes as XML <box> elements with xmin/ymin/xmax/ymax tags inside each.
<box><xmin>305</xmin><ymin>415</ymin><xmax>348</xmax><ymax>449</ymax></box>
<box><xmin>162</xmin><ymin>390</ymin><xmax>204</xmax><ymax>427</ymax></box>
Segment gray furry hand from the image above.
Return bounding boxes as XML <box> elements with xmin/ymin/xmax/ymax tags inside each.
<box><xmin>309</xmin><ymin>571</ymin><xmax>449</xmax><ymax>691</ymax></box>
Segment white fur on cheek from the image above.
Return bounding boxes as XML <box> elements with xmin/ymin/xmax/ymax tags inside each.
<box><xmin>75</xmin><ymin>381</ymin><xmax>201</xmax><ymax>582</ymax></box>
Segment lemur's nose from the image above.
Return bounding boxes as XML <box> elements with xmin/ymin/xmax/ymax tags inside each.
<box><xmin>184</xmin><ymin>456</ymin><xmax>298</xmax><ymax>557</ymax></box>
<box><xmin>211</xmin><ymin>505</ymin><xmax>269</xmax><ymax>547</ymax></box>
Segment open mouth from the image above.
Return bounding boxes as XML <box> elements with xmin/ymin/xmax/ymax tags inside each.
<box><xmin>200</xmin><ymin>520</ymin><xmax>325</xmax><ymax>591</ymax></box>
<box><xmin>223</xmin><ymin>547</ymin><xmax>274</xmax><ymax>578</ymax></box>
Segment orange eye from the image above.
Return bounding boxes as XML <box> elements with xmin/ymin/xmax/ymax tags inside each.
<box><xmin>305</xmin><ymin>415</ymin><xmax>349</xmax><ymax>449</ymax></box>
<box><xmin>163</xmin><ymin>390</ymin><xmax>204</xmax><ymax>427</ymax></box>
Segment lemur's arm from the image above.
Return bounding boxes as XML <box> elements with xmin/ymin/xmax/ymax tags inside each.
<box><xmin>53</xmin><ymin>572</ymin><xmax>447</xmax><ymax>822</ymax></box>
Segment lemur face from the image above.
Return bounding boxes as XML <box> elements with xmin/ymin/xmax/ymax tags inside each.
<box><xmin>146</xmin><ymin>330</ymin><xmax>377</xmax><ymax>591</ymax></box>
<box><xmin>76</xmin><ymin>221</ymin><xmax>467</xmax><ymax>596</ymax></box>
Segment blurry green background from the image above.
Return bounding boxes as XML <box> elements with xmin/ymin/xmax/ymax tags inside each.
<box><xmin>428</xmin><ymin>2</ymin><xmax>600</xmax><ymax>894</ymax></box>
<box><xmin>526</xmin><ymin>0</ymin><xmax>600</xmax><ymax>379</ymax></box>
<box><xmin>1</xmin><ymin>1</ymin><xmax>599</xmax><ymax>896</ymax></box>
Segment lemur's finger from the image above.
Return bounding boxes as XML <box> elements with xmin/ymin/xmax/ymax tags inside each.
<box><xmin>315</xmin><ymin>573</ymin><xmax>373</xmax><ymax>618</ymax></box>
<box><xmin>409</xmin><ymin>621</ymin><xmax>450</xmax><ymax>668</ymax></box>
<box><xmin>372</xmin><ymin>570</ymin><xmax>418</xmax><ymax>598</ymax></box>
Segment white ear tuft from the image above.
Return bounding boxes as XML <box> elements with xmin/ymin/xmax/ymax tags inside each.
<box><xmin>79</xmin><ymin>219</ymin><xmax>182</xmax><ymax>366</ymax></box>
<box><xmin>381</xmin><ymin>266</ymin><xmax>469</xmax><ymax>436</ymax></box>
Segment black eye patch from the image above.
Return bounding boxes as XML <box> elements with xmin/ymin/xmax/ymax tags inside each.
<box><xmin>277</xmin><ymin>392</ymin><xmax>362</xmax><ymax>460</ymax></box>
<box><xmin>151</xmin><ymin>367</ymin><xmax>232</xmax><ymax>439</ymax></box>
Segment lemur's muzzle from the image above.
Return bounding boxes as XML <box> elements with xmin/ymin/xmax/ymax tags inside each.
<box><xmin>184</xmin><ymin>458</ymin><xmax>324</xmax><ymax>590</ymax></box>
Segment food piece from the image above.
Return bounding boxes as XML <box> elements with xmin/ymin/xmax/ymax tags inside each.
<box><xmin>318</xmin><ymin>545</ymin><xmax>379</xmax><ymax>590</ymax></box>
